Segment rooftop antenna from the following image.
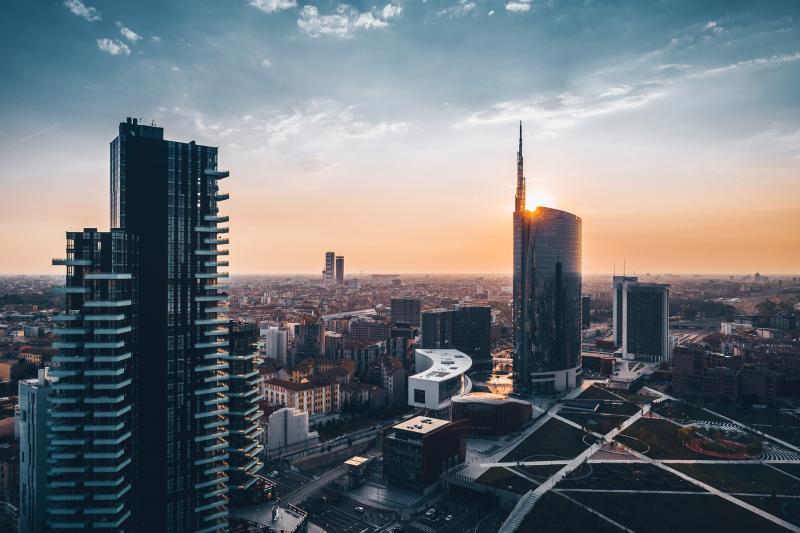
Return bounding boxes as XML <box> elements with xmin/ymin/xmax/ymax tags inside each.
<box><xmin>623</xmin><ymin>258</ymin><xmax>626</xmax><ymax>277</ymax></box>
<box><xmin>613</xmin><ymin>259</ymin><xmax>616</xmax><ymax>277</ymax></box>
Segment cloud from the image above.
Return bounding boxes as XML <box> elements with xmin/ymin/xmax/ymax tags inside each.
<box><xmin>249</xmin><ymin>0</ymin><xmax>297</xmax><ymax>13</ymax></box>
<box><xmin>701</xmin><ymin>51</ymin><xmax>800</xmax><ymax>76</ymax></box>
<box><xmin>150</xmin><ymin>36</ymin><xmax>162</xmax><ymax>44</ymax></box>
<box><xmin>459</xmin><ymin>82</ymin><xmax>665</xmax><ymax>137</ymax></box>
<box><xmin>116</xmin><ymin>22</ymin><xmax>142</xmax><ymax>43</ymax></box>
<box><xmin>63</xmin><ymin>0</ymin><xmax>101</xmax><ymax>22</ymax></box>
<box><xmin>704</xmin><ymin>20</ymin><xmax>723</xmax><ymax>34</ymax></box>
<box><xmin>505</xmin><ymin>1</ymin><xmax>531</xmax><ymax>13</ymax></box>
<box><xmin>297</xmin><ymin>4</ymin><xmax>397</xmax><ymax>38</ymax></box>
<box><xmin>438</xmin><ymin>0</ymin><xmax>476</xmax><ymax>17</ymax></box>
<box><xmin>261</xmin><ymin>57</ymin><xmax>272</xmax><ymax>67</ymax></box>
<box><xmin>18</xmin><ymin>123</ymin><xmax>65</xmax><ymax>144</ymax></box>
<box><xmin>96</xmin><ymin>38</ymin><xmax>131</xmax><ymax>56</ymax></box>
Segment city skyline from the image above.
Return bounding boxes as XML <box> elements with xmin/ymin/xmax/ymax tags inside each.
<box><xmin>2</xmin><ymin>0</ymin><xmax>800</xmax><ymax>276</ymax></box>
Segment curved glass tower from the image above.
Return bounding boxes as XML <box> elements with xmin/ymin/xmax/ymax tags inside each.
<box><xmin>513</xmin><ymin>125</ymin><xmax>583</xmax><ymax>396</ymax></box>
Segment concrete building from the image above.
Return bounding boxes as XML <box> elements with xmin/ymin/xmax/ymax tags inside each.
<box><xmin>581</xmin><ymin>294</ymin><xmax>591</xmax><ymax>330</ymax></box>
<box><xmin>450</xmin><ymin>392</ymin><xmax>532</xmax><ymax>435</ymax></box>
<box><xmin>407</xmin><ymin>349</ymin><xmax>472</xmax><ymax>410</ymax></box>
<box><xmin>612</xmin><ymin>276</ymin><xmax>638</xmax><ymax>347</ymax></box>
<box><xmin>264</xmin><ymin>327</ymin><xmax>288</xmax><ymax>365</ymax></box>
<box><xmin>383</xmin><ymin>416</ymin><xmax>466</xmax><ymax>493</ymax></box>
<box><xmin>622</xmin><ymin>282</ymin><xmax>670</xmax><ymax>362</ymax></box>
<box><xmin>18</xmin><ymin>369</ymin><xmax>53</xmax><ymax>533</ymax></box>
<box><xmin>390</xmin><ymin>297</ymin><xmax>421</xmax><ymax>327</ymax></box>
<box><xmin>266</xmin><ymin>407</ymin><xmax>319</xmax><ymax>459</ymax></box>
<box><xmin>263</xmin><ymin>379</ymin><xmax>341</xmax><ymax>418</ymax></box>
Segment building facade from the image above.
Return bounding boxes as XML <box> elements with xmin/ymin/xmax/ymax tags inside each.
<box><xmin>621</xmin><ymin>282</ymin><xmax>670</xmax><ymax>362</ymax></box>
<box><xmin>323</xmin><ymin>252</ymin><xmax>335</xmax><ymax>287</ymax></box>
<box><xmin>18</xmin><ymin>369</ymin><xmax>53</xmax><ymax>533</ymax></box>
<box><xmin>407</xmin><ymin>349</ymin><xmax>472</xmax><ymax>410</ymax></box>
<box><xmin>390</xmin><ymin>297</ymin><xmax>421</xmax><ymax>327</ymax></box>
<box><xmin>612</xmin><ymin>276</ymin><xmax>638</xmax><ymax>347</ymax></box>
<box><xmin>512</xmin><ymin>127</ymin><xmax>582</xmax><ymax>396</ymax></box>
<box><xmin>335</xmin><ymin>256</ymin><xmax>344</xmax><ymax>285</ymax></box>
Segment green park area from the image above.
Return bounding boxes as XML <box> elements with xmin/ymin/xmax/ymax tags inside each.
<box><xmin>519</xmin><ymin>492</ymin><xmax>621</xmax><ymax>533</ymax></box>
<box><xmin>672</xmin><ymin>464</ymin><xmax>800</xmax><ymax>495</ymax></box>
<box><xmin>501</xmin><ymin>418</ymin><xmax>597</xmax><ymax>462</ymax></box>
<box><xmin>475</xmin><ymin>467</ymin><xmax>536</xmax><ymax>494</ymax></box>
<box><xmin>568</xmin><ymin>492</ymin><xmax>788</xmax><ymax>533</ymax></box>
<box><xmin>617</xmin><ymin>417</ymin><xmax>704</xmax><ymax>459</ymax></box>
<box><xmin>556</xmin><ymin>463</ymin><xmax>703</xmax><ymax>492</ymax></box>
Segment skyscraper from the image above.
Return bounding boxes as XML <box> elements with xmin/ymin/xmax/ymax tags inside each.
<box><xmin>512</xmin><ymin>123</ymin><xmax>583</xmax><ymax>395</ymax></box>
<box><xmin>50</xmin><ymin>118</ymin><xmax>231</xmax><ymax>532</ymax></box>
<box><xmin>335</xmin><ymin>255</ymin><xmax>344</xmax><ymax>285</ymax></box>
<box><xmin>612</xmin><ymin>275</ymin><xmax>638</xmax><ymax>347</ymax></box>
<box><xmin>225</xmin><ymin>321</ymin><xmax>265</xmax><ymax>504</ymax></box>
<box><xmin>421</xmin><ymin>306</ymin><xmax>491</xmax><ymax>366</ymax></box>
<box><xmin>324</xmin><ymin>252</ymin><xmax>335</xmax><ymax>286</ymax></box>
<box><xmin>621</xmin><ymin>282</ymin><xmax>670</xmax><ymax>362</ymax></box>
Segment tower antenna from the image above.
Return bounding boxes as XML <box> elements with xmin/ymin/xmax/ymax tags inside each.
<box><xmin>514</xmin><ymin>121</ymin><xmax>525</xmax><ymax>212</ymax></box>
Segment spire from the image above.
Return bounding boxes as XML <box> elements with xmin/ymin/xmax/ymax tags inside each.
<box><xmin>515</xmin><ymin>121</ymin><xmax>526</xmax><ymax>212</ymax></box>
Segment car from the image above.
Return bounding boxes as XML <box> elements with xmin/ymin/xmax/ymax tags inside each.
<box><xmin>321</xmin><ymin>496</ymin><xmax>328</xmax><ymax>503</ymax></box>
<box><xmin>425</xmin><ymin>508</ymin><xmax>436</xmax><ymax>518</ymax></box>
<box><xmin>354</xmin><ymin>506</ymin><xmax>365</xmax><ymax>513</ymax></box>
<box><xmin>445</xmin><ymin>515</ymin><xmax>453</xmax><ymax>522</ymax></box>
<box><xmin>270</xmin><ymin>470</ymin><xmax>279</xmax><ymax>477</ymax></box>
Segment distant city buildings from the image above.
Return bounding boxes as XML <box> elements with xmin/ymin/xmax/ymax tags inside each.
<box><xmin>614</xmin><ymin>278</ymin><xmax>671</xmax><ymax>362</ymax></box>
<box><xmin>335</xmin><ymin>255</ymin><xmax>344</xmax><ymax>285</ymax></box>
<box><xmin>612</xmin><ymin>275</ymin><xmax>639</xmax><ymax>346</ymax></box>
<box><xmin>324</xmin><ymin>251</ymin><xmax>335</xmax><ymax>286</ymax></box>
<box><xmin>266</xmin><ymin>407</ymin><xmax>319</xmax><ymax>459</ymax></box>
<box><xmin>512</xmin><ymin>124</ymin><xmax>583</xmax><ymax>395</ymax></box>
<box><xmin>264</xmin><ymin>326</ymin><xmax>289</xmax><ymax>365</ymax></box>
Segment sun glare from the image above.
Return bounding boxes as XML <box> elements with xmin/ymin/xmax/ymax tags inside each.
<box><xmin>525</xmin><ymin>192</ymin><xmax>556</xmax><ymax>211</ymax></box>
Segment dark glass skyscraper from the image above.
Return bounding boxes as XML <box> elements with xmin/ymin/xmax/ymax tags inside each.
<box><xmin>51</xmin><ymin>118</ymin><xmax>232</xmax><ymax>532</ymax></box>
<box><xmin>512</xmin><ymin>124</ymin><xmax>583</xmax><ymax>395</ymax></box>
<box><xmin>421</xmin><ymin>306</ymin><xmax>491</xmax><ymax>367</ymax></box>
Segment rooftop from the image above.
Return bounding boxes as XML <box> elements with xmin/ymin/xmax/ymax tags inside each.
<box><xmin>392</xmin><ymin>415</ymin><xmax>450</xmax><ymax>435</ymax></box>
<box><xmin>412</xmin><ymin>348</ymin><xmax>472</xmax><ymax>382</ymax></box>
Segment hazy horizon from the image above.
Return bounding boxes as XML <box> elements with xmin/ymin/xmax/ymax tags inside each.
<box><xmin>2</xmin><ymin>1</ymin><xmax>799</xmax><ymax>276</ymax></box>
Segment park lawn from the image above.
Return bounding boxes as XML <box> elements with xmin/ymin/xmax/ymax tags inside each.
<box><xmin>775</xmin><ymin>464</ymin><xmax>800</xmax><ymax>478</ymax></box>
<box><xmin>475</xmin><ymin>467</ymin><xmax>535</xmax><ymax>495</ymax></box>
<box><xmin>576</xmin><ymin>385</ymin><xmax>623</xmax><ymax>401</ymax></box>
<box><xmin>740</xmin><ymin>495</ymin><xmax>800</xmax><ymax>527</ymax></box>
<box><xmin>672</xmin><ymin>464</ymin><xmax>800</xmax><ymax>495</ymax></box>
<box><xmin>618</xmin><ymin>417</ymin><xmax>704</xmax><ymax>459</ymax></box>
<box><xmin>709</xmin><ymin>408</ymin><xmax>800</xmax><ymax>446</ymax></box>
<box><xmin>653</xmin><ymin>401</ymin><xmax>724</xmax><ymax>423</ymax></box>
<box><xmin>559</xmin><ymin>411</ymin><xmax>625</xmax><ymax>435</ymax></box>
<box><xmin>556</xmin><ymin>463</ymin><xmax>703</xmax><ymax>492</ymax></box>
<box><xmin>501</xmin><ymin>418</ymin><xmax>597</xmax><ymax>462</ymax></box>
<box><xmin>568</xmin><ymin>492</ymin><xmax>788</xmax><ymax>533</ymax></box>
<box><xmin>517</xmin><ymin>464</ymin><xmax>563</xmax><ymax>480</ymax></box>
<box><xmin>597</xmin><ymin>400</ymin><xmax>641</xmax><ymax>416</ymax></box>
<box><xmin>519</xmin><ymin>491</ymin><xmax>621</xmax><ymax>533</ymax></box>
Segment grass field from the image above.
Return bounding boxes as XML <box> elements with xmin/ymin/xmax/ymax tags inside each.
<box><xmin>501</xmin><ymin>418</ymin><xmax>597</xmax><ymax>462</ymax></box>
<box><xmin>559</xmin><ymin>411</ymin><xmax>626</xmax><ymax>435</ymax></box>
<box><xmin>618</xmin><ymin>417</ymin><xmax>704</xmax><ymax>459</ymax></box>
<box><xmin>576</xmin><ymin>385</ymin><xmax>623</xmax><ymax>401</ymax></box>
<box><xmin>475</xmin><ymin>467</ymin><xmax>535</xmax><ymax>494</ymax></box>
<box><xmin>653</xmin><ymin>401</ymin><xmax>724</xmax><ymax>422</ymax></box>
<box><xmin>517</xmin><ymin>464</ymin><xmax>563</xmax><ymax>480</ymax></box>
<box><xmin>709</xmin><ymin>408</ymin><xmax>800</xmax><ymax>446</ymax></box>
<box><xmin>671</xmin><ymin>464</ymin><xmax>800</xmax><ymax>495</ymax></box>
<box><xmin>519</xmin><ymin>491</ymin><xmax>621</xmax><ymax>533</ymax></box>
<box><xmin>568</xmin><ymin>492</ymin><xmax>788</xmax><ymax>533</ymax></box>
<box><xmin>556</xmin><ymin>463</ymin><xmax>703</xmax><ymax>492</ymax></box>
<box><xmin>740</xmin><ymin>495</ymin><xmax>800</xmax><ymax>527</ymax></box>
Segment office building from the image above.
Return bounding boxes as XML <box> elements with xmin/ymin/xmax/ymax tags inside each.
<box><xmin>323</xmin><ymin>252</ymin><xmax>335</xmax><ymax>286</ymax></box>
<box><xmin>621</xmin><ymin>282</ymin><xmax>670</xmax><ymax>362</ymax></box>
<box><xmin>421</xmin><ymin>306</ymin><xmax>491</xmax><ymax>367</ymax></box>
<box><xmin>383</xmin><ymin>416</ymin><xmax>466</xmax><ymax>493</ymax></box>
<box><xmin>291</xmin><ymin>315</ymin><xmax>325</xmax><ymax>366</ymax></box>
<box><xmin>335</xmin><ymin>255</ymin><xmax>344</xmax><ymax>285</ymax></box>
<box><xmin>612</xmin><ymin>276</ymin><xmax>638</xmax><ymax>347</ymax></box>
<box><xmin>225</xmin><ymin>321</ymin><xmax>265</xmax><ymax>504</ymax></box>
<box><xmin>18</xmin><ymin>369</ymin><xmax>53</xmax><ymax>533</ymax></box>
<box><xmin>407</xmin><ymin>349</ymin><xmax>472</xmax><ymax>410</ymax></box>
<box><xmin>390</xmin><ymin>297</ymin><xmax>421</xmax><ymax>327</ymax></box>
<box><xmin>512</xmin><ymin>124</ymin><xmax>583</xmax><ymax>395</ymax></box>
<box><xmin>49</xmin><ymin>118</ymin><xmax>232</xmax><ymax>532</ymax></box>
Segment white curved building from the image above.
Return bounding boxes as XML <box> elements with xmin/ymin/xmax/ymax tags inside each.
<box><xmin>408</xmin><ymin>348</ymin><xmax>472</xmax><ymax>410</ymax></box>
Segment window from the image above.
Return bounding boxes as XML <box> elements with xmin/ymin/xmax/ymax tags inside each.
<box><xmin>414</xmin><ymin>389</ymin><xmax>425</xmax><ymax>404</ymax></box>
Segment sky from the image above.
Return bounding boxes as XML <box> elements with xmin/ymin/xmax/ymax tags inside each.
<box><xmin>1</xmin><ymin>0</ymin><xmax>799</xmax><ymax>276</ymax></box>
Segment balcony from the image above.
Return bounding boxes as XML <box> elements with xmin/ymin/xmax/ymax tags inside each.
<box><xmin>204</xmin><ymin>215</ymin><xmax>229</xmax><ymax>223</ymax></box>
<box><xmin>195</xmin><ymin>249</ymin><xmax>229</xmax><ymax>256</ymax></box>
<box><xmin>195</xmin><ymin>226</ymin><xmax>229</xmax><ymax>234</ymax></box>
<box><xmin>84</xmin><ymin>273</ymin><xmax>132</xmax><ymax>280</ymax></box>
<box><xmin>194</xmin><ymin>272</ymin><xmax>229</xmax><ymax>279</ymax></box>
<box><xmin>203</xmin><ymin>238</ymin><xmax>229</xmax><ymax>245</ymax></box>
<box><xmin>52</xmin><ymin>258</ymin><xmax>92</xmax><ymax>266</ymax></box>
<box><xmin>204</xmin><ymin>169</ymin><xmax>230</xmax><ymax>179</ymax></box>
<box><xmin>203</xmin><ymin>261</ymin><xmax>229</xmax><ymax>267</ymax></box>
<box><xmin>85</xmin><ymin>300</ymin><xmax>132</xmax><ymax>308</ymax></box>
<box><xmin>215</xmin><ymin>193</ymin><xmax>229</xmax><ymax>202</ymax></box>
